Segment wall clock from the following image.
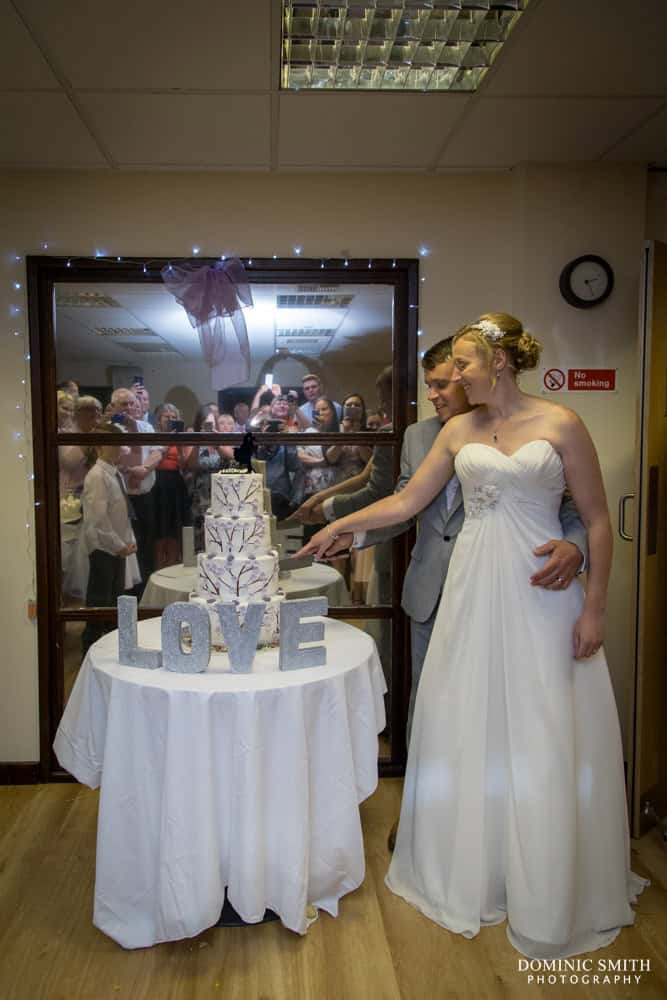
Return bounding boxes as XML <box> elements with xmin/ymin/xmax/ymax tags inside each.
<box><xmin>559</xmin><ymin>255</ymin><xmax>614</xmax><ymax>309</ymax></box>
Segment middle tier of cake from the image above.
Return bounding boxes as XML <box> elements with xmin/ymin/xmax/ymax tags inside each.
<box><xmin>204</xmin><ymin>512</ymin><xmax>272</xmax><ymax>556</ymax></box>
<box><xmin>196</xmin><ymin>551</ymin><xmax>280</xmax><ymax>600</ymax></box>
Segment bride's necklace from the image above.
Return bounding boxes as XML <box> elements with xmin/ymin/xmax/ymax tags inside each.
<box><xmin>490</xmin><ymin>415</ymin><xmax>513</xmax><ymax>443</ymax></box>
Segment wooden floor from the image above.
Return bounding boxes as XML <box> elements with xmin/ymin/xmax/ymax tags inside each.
<box><xmin>0</xmin><ymin>779</ymin><xmax>665</xmax><ymax>1000</ymax></box>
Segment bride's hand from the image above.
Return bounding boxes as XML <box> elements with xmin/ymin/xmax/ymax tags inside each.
<box><xmin>573</xmin><ymin>609</ymin><xmax>604</xmax><ymax>659</ymax></box>
<box><xmin>295</xmin><ymin>525</ymin><xmax>340</xmax><ymax>560</ymax></box>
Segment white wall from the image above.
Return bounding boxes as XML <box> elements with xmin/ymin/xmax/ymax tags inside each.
<box><xmin>510</xmin><ymin>163</ymin><xmax>647</xmax><ymax>740</ymax></box>
<box><xmin>0</xmin><ymin>165</ymin><xmax>646</xmax><ymax>761</ymax></box>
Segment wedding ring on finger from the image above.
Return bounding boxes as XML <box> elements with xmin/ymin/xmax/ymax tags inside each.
<box><xmin>556</xmin><ymin>576</ymin><xmax>564</xmax><ymax>584</ymax></box>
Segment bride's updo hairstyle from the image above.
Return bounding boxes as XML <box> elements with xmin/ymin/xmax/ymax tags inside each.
<box><xmin>453</xmin><ymin>312</ymin><xmax>541</xmax><ymax>374</ymax></box>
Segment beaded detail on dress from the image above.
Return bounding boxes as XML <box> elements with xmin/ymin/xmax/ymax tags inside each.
<box><xmin>466</xmin><ymin>484</ymin><xmax>500</xmax><ymax>519</ymax></box>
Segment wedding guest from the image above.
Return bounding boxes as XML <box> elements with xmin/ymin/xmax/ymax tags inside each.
<box><xmin>57</xmin><ymin>390</ymin><xmax>76</xmax><ymax>431</ymax></box>
<box><xmin>325</xmin><ymin>393</ymin><xmax>373</xmax><ymax>483</ymax></box>
<box><xmin>298</xmin><ymin>373</ymin><xmax>342</xmax><ymax>425</ymax></box>
<box><xmin>59</xmin><ymin>395</ymin><xmax>105</xmax><ymax>601</ymax></box>
<box><xmin>285</xmin><ymin>389</ymin><xmax>310</xmax><ymax>431</ymax></box>
<box><xmin>59</xmin><ymin>395</ymin><xmax>103</xmax><ymax>497</ymax></box>
<box><xmin>293</xmin><ymin>365</ymin><xmax>395</xmax><ymax>527</ymax></box>
<box><xmin>75</xmin><ymin>395</ymin><xmax>103</xmax><ymax>431</ymax></box>
<box><xmin>217</xmin><ymin>412</ymin><xmax>237</xmax><ymax>434</ymax></box>
<box><xmin>192</xmin><ymin>404</ymin><xmax>217</xmax><ymax>432</ymax></box>
<box><xmin>249</xmin><ymin>387</ymin><xmax>276</xmax><ymax>427</ymax></box>
<box><xmin>256</xmin><ymin>424</ymin><xmax>304</xmax><ymax>521</ymax></box>
<box><xmin>233</xmin><ymin>400</ymin><xmax>250</xmax><ymax>432</ymax></box>
<box><xmin>153</xmin><ymin>403</ymin><xmax>189</xmax><ymax>569</ymax></box>
<box><xmin>366</xmin><ymin>410</ymin><xmax>383</xmax><ymax>431</ymax></box>
<box><xmin>131</xmin><ymin>380</ymin><xmax>155</xmax><ymax>428</ymax></box>
<box><xmin>112</xmin><ymin>388</ymin><xmax>164</xmax><ymax>595</ymax></box>
<box><xmin>80</xmin><ymin>423</ymin><xmax>139</xmax><ymax>654</ymax></box>
<box><xmin>183</xmin><ymin>411</ymin><xmax>234</xmax><ymax>552</ymax></box>
<box><xmin>300</xmin><ymin>314</ymin><xmax>646</xmax><ymax>959</ymax></box>
<box><xmin>297</xmin><ymin>397</ymin><xmax>340</xmax><ymax>501</ymax></box>
<box><xmin>57</xmin><ymin>379</ymin><xmax>79</xmax><ymax>399</ymax></box>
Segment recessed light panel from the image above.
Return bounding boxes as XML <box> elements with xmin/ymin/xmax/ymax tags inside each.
<box><xmin>282</xmin><ymin>0</ymin><xmax>528</xmax><ymax>92</ymax></box>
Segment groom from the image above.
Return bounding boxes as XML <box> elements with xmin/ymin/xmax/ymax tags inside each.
<box><xmin>323</xmin><ymin>337</ymin><xmax>588</xmax><ymax>843</ymax></box>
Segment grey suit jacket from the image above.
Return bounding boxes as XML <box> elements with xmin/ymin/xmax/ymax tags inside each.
<box><xmin>361</xmin><ymin>417</ymin><xmax>589</xmax><ymax>624</ymax></box>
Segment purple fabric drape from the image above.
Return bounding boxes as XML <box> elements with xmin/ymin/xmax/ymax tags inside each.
<box><xmin>161</xmin><ymin>258</ymin><xmax>253</xmax><ymax>390</ymax></box>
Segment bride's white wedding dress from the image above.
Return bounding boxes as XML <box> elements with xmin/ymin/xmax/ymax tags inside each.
<box><xmin>386</xmin><ymin>440</ymin><xmax>647</xmax><ymax>958</ymax></box>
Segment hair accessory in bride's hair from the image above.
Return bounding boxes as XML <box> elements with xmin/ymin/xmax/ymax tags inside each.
<box><xmin>471</xmin><ymin>319</ymin><xmax>504</xmax><ymax>341</ymax></box>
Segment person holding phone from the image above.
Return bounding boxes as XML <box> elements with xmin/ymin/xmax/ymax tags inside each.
<box><xmin>325</xmin><ymin>393</ymin><xmax>373</xmax><ymax>483</ymax></box>
<box><xmin>298</xmin><ymin>374</ymin><xmax>342</xmax><ymax>426</ymax></box>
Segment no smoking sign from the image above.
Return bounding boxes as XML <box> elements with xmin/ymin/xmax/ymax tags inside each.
<box><xmin>544</xmin><ymin>368</ymin><xmax>565</xmax><ymax>391</ymax></box>
<box><xmin>542</xmin><ymin>367</ymin><xmax>616</xmax><ymax>393</ymax></box>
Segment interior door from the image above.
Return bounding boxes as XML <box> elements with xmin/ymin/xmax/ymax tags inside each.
<box><xmin>631</xmin><ymin>240</ymin><xmax>667</xmax><ymax>837</ymax></box>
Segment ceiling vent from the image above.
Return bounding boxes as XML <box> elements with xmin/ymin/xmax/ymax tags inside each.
<box><xmin>276</xmin><ymin>328</ymin><xmax>337</xmax><ymax>338</ymax></box>
<box><xmin>56</xmin><ymin>291</ymin><xmax>122</xmax><ymax>308</ymax></box>
<box><xmin>282</xmin><ymin>339</ymin><xmax>329</xmax><ymax>355</ymax></box>
<box><xmin>122</xmin><ymin>342</ymin><xmax>181</xmax><ymax>354</ymax></box>
<box><xmin>93</xmin><ymin>327</ymin><xmax>158</xmax><ymax>338</ymax></box>
<box><xmin>277</xmin><ymin>293</ymin><xmax>353</xmax><ymax>308</ymax></box>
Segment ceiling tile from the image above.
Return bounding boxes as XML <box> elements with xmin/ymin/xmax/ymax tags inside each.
<box><xmin>279</xmin><ymin>93</ymin><xmax>469</xmax><ymax>169</ymax></box>
<box><xmin>0</xmin><ymin>1</ymin><xmax>59</xmax><ymax>89</ymax></box>
<box><xmin>486</xmin><ymin>0</ymin><xmax>667</xmax><ymax>97</ymax></box>
<box><xmin>78</xmin><ymin>93</ymin><xmax>271</xmax><ymax>167</ymax></box>
<box><xmin>15</xmin><ymin>0</ymin><xmax>271</xmax><ymax>91</ymax></box>
<box><xmin>439</xmin><ymin>97</ymin><xmax>664</xmax><ymax>168</ymax></box>
<box><xmin>0</xmin><ymin>93</ymin><xmax>105</xmax><ymax>166</ymax></box>
<box><xmin>603</xmin><ymin>104</ymin><xmax>667</xmax><ymax>164</ymax></box>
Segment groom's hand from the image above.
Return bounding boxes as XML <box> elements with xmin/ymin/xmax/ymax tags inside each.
<box><xmin>531</xmin><ymin>540</ymin><xmax>582</xmax><ymax>590</ymax></box>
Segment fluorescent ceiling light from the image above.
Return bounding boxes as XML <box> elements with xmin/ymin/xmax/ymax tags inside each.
<box><xmin>281</xmin><ymin>0</ymin><xmax>529</xmax><ymax>92</ymax></box>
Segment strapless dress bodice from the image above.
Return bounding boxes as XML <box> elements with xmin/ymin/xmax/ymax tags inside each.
<box><xmin>454</xmin><ymin>439</ymin><xmax>565</xmax><ymax>521</ymax></box>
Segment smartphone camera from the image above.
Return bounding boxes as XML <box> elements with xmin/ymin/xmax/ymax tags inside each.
<box><xmin>168</xmin><ymin>418</ymin><xmax>185</xmax><ymax>432</ymax></box>
<box><xmin>110</xmin><ymin>413</ymin><xmax>125</xmax><ymax>425</ymax></box>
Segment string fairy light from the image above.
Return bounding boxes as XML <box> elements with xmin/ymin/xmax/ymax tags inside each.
<box><xmin>7</xmin><ymin>249</ymin><xmax>37</xmax><ymax>608</ymax></box>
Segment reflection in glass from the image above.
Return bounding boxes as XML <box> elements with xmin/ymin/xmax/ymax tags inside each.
<box><xmin>63</xmin><ymin>621</ymin><xmax>87</xmax><ymax>707</ymax></box>
<box><xmin>54</xmin><ymin>281</ymin><xmax>393</xmax><ymax>435</ymax></box>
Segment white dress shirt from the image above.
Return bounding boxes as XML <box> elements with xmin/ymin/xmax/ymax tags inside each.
<box><xmin>82</xmin><ymin>460</ymin><xmax>140</xmax><ymax>587</ymax></box>
<box><xmin>119</xmin><ymin>418</ymin><xmax>162</xmax><ymax>496</ymax></box>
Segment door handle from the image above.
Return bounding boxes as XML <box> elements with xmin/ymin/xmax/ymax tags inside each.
<box><xmin>618</xmin><ymin>493</ymin><xmax>634</xmax><ymax>541</ymax></box>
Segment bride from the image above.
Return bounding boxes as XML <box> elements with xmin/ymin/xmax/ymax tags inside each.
<box><xmin>299</xmin><ymin>313</ymin><xmax>647</xmax><ymax>959</ymax></box>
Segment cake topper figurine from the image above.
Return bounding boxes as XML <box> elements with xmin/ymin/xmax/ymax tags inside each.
<box><xmin>234</xmin><ymin>431</ymin><xmax>256</xmax><ymax>472</ymax></box>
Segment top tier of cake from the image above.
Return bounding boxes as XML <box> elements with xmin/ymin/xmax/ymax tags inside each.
<box><xmin>210</xmin><ymin>471</ymin><xmax>264</xmax><ymax>516</ymax></box>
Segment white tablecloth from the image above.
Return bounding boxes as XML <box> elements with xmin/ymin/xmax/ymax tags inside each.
<box><xmin>140</xmin><ymin>561</ymin><xmax>350</xmax><ymax>608</ymax></box>
<box><xmin>54</xmin><ymin>617</ymin><xmax>386</xmax><ymax>949</ymax></box>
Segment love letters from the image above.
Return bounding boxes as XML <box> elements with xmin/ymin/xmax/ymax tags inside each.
<box><xmin>117</xmin><ymin>596</ymin><xmax>328</xmax><ymax>673</ymax></box>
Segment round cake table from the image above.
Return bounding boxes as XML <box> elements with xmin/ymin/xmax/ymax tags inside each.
<box><xmin>54</xmin><ymin>616</ymin><xmax>386</xmax><ymax>949</ymax></box>
<box><xmin>140</xmin><ymin>561</ymin><xmax>350</xmax><ymax>608</ymax></box>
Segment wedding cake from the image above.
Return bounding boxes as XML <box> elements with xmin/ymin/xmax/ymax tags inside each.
<box><xmin>189</xmin><ymin>470</ymin><xmax>284</xmax><ymax>650</ymax></box>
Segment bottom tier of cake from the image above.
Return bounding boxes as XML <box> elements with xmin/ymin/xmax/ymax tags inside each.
<box><xmin>189</xmin><ymin>592</ymin><xmax>285</xmax><ymax>651</ymax></box>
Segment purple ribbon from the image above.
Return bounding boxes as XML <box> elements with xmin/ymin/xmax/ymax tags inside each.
<box><xmin>161</xmin><ymin>258</ymin><xmax>253</xmax><ymax>389</ymax></box>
